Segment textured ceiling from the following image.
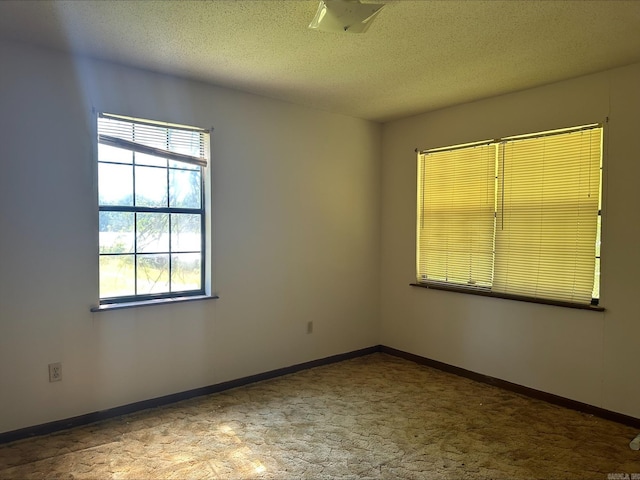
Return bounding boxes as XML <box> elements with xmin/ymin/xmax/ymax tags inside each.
<box><xmin>0</xmin><ymin>0</ymin><xmax>639</xmax><ymax>122</ymax></box>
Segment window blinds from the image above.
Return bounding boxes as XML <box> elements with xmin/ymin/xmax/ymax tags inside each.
<box><xmin>417</xmin><ymin>143</ymin><xmax>496</xmax><ymax>288</ymax></box>
<box><xmin>98</xmin><ymin>113</ymin><xmax>208</xmax><ymax>167</ymax></box>
<box><xmin>417</xmin><ymin>124</ymin><xmax>602</xmax><ymax>305</ymax></box>
<box><xmin>493</xmin><ymin>127</ymin><xmax>602</xmax><ymax>303</ymax></box>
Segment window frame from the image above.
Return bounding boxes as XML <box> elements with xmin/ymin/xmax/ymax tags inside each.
<box><xmin>96</xmin><ymin>112</ymin><xmax>209</xmax><ymax>306</ymax></box>
<box><xmin>413</xmin><ymin>123</ymin><xmax>604</xmax><ymax>311</ymax></box>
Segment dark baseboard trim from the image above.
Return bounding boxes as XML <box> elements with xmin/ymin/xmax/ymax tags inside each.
<box><xmin>380</xmin><ymin>345</ymin><xmax>640</xmax><ymax>429</ymax></box>
<box><xmin>0</xmin><ymin>345</ymin><xmax>381</xmax><ymax>445</ymax></box>
<box><xmin>4</xmin><ymin>344</ymin><xmax>637</xmax><ymax>444</ymax></box>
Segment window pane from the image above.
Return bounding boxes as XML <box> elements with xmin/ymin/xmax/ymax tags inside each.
<box><xmin>137</xmin><ymin>213</ymin><xmax>169</xmax><ymax>253</ymax></box>
<box><xmin>99</xmin><ymin>163</ymin><xmax>133</xmax><ymax>206</ymax></box>
<box><xmin>169</xmin><ymin>169</ymin><xmax>201</xmax><ymax>208</ymax></box>
<box><xmin>135</xmin><ymin>166</ymin><xmax>168</xmax><ymax>207</ymax></box>
<box><xmin>137</xmin><ymin>254</ymin><xmax>170</xmax><ymax>295</ymax></box>
<box><xmin>100</xmin><ymin>255</ymin><xmax>135</xmax><ymax>298</ymax></box>
<box><xmin>135</xmin><ymin>152</ymin><xmax>167</xmax><ymax>168</ymax></box>
<box><xmin>171</xmin><ymin>214</ymin><xmax>201</xmax><ymax>252</ymax></box>
<box><xmin>98</xmin><ymin>144</ymin><xmax>132</xmax><ymax>164</ymax></box>
<box><xmin>171</xmin><ymin>253</ymin><xmax>201</xmax><ymax>292</ymax></box>
<box><xmin>169</xmin><ymin>160</ymin><xmax>199</xmax><ymax>171</ymax></box>
<box><xmin>99</xmin><ymin>212</ymin><xmax>134</xmax><ymax>253</ymax></box>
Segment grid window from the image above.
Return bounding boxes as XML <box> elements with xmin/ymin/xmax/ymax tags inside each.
<box><xmin>97</xmin><ymin>113</ymin><xmax>209</xmax><ymax>304</ymax></box>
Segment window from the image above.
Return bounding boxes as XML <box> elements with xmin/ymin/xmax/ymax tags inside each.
<box><xmin>416</xmin><ymin>124</ymin><xmax>602</xmax><ymax>307</ymax></box>
<box><xmin>97</xmin><ymin>113</ymin><xmax>209</xmax><ymax>304</ymax></box>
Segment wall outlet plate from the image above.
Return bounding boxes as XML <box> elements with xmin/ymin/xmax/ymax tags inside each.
<box><xmin>48</xmin><ymin>362</ymin><xmax>62</xmax><ymax>382</ymax></box>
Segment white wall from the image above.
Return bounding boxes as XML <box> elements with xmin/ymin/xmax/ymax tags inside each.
<box><xmin>2</xmin><ymin>39</ymin><xmax>638</xmax><ymax>437</ymax></box>
<box><xmin>0</xmin><ymin>41</ymin><xmax>381</xmax><ymax>434</ymax></box>
<box><xmin>380</xmin><ymin>63</ymin><xmax>640</xmax><ymax>419</ymax></box>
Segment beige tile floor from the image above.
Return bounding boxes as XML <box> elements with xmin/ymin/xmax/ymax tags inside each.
<box><xmin>0</xmin><ymin>353</ymin><xmax>638</xmax><ymax>479</ymax></box>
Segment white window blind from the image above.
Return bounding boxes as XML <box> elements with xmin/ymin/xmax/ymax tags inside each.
<box><xmin>98</xmin><ymin>113</ymin><xmax>208</xmax><ymax>167</ymax></box>
<box><xmin>416</xmin><ymin>124</ymin><xmax>602</xmax><ymax>306</ymax></box>
<box><xmin>417</xmin><ymin>143</ymin><xmax>496</xmax><ymax>288</ymax></box>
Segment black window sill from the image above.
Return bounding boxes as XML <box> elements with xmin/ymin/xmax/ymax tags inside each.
<box><xmin>91</xmin><ymin>294</ymin><xmax>219</xmax><ymax>312</ymax></box>
<box><xmin>410</xmin><ymin>283</ymin><xmax>604</xmax><ymax>312</ymax></box>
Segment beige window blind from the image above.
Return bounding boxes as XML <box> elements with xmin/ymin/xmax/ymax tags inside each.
<box><xmin>493</xmin><ymin>126</ymin><xmax>602</xmax><ymax>304</ymax></box>
<box><xmin>417</xmin><ymin>143</ymin><xmax>496</xmax><ymax>288</ymax></box>
<box><xmin>417</xmin><ymin>124</ymin><xmax>602</xmax><ymax>306</ymax></box>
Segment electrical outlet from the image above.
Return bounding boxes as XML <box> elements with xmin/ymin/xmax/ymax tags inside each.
<box><xmin>307</xmin><ymin>321</ymin><xmax>313</xmax><ymax>334</ymax></box>
<box><xmin>48</xmin><ymin>362</ymin><xmax>62</xmax><ymax>382</ymax></box>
